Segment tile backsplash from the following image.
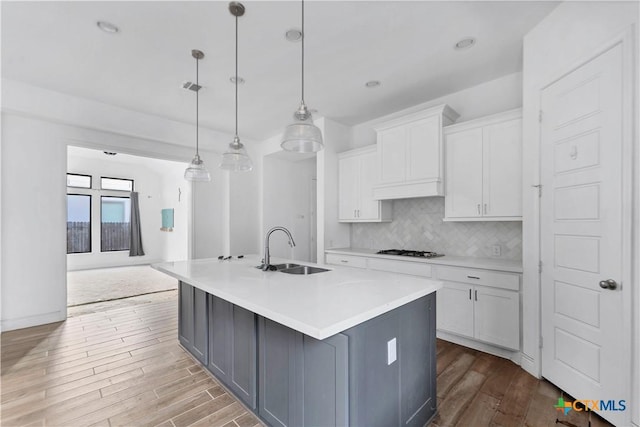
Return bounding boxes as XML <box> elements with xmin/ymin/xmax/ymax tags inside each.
<box><xmin>350</xmin><ymin>197</ymin><xmax>522</xmax><ymax>260</ymax></box>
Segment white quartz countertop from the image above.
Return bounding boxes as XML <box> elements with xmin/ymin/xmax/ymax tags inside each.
<box><xmin>153</xmin><ymin>255</ymin><xmax>442</xmax><ymax>340</ymax></box>
<box><xmin>325</xmin><ymin>248</ymin><xmax>523</xmax><ymax>273</ymax></box>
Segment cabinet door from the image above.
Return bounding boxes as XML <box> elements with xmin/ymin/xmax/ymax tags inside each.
<box><xmin>407</xmin><ymin>115</ymin><xmax>441</xmax><ymax>181</ymax></box>
<box><xmin>192</xmin><ymin>288</ymin><xmax>208</xmax><ymax>364</ymax></box>
<box><xmin>258</xmin><ymin>318</ymin><xmax>301</xmax><ymax>427</ymax></box>
<box><xmin>378</xmin><ymin>126</ymin><xmax>406</xmax><ymax>184</ymax></box>
<box><xmin>445</xmin><ymin>129</ymin><xmax>483</xmax><ymax>218</ymax></box>
<box><xmin>208</xmin><ymin>295</ymin><xmax>231</xmax><ymax>380</ymax></box>
<box><xmin>338</xmin><ymin>155</ymin><xmax>359</xmax><ymax>221</ymax></box>
<box><xmin>228</xmin><ymin>305</ymin><xmax>257</xmax><ymax>409</ymax></box>
<box><xmin>178</xmin><ymin>281</ymin><xmax>194</xmax><ymax>348</ymax></box>
<box><xmin>357</xmin><ymin>150</ymin><xmax>380</xmax><ymax>220</ymax></box>
<box><xmin>482</xmin><ymin>119</ymin><xmax>522</xmax><ymax>217</ymax></box>
<box><xmin>301</xmin><ymin>334</ymin><xmax>349</xmax><ymax>426</ymax></box>
<box><xmin>436</xmin><ymin>281</ymin><xmax>474</xmax><ymax>338</ymax></box>
<box><xmin>473</xmin><ymin>286</ymin><xmax>520</xmax><ymax>350</ymax></box>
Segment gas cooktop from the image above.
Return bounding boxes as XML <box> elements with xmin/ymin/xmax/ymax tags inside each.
<box><xmin>376</xmin><ymin>249</ymin><xmax>444</xmax><ymax>258</ymax></box>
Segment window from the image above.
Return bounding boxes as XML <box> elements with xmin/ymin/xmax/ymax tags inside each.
<box><xmin>101</xmin><ymin>196</ymin><xmax>131</xmax><ymax>252</ymax></box>
<box><xmin>67</xmin><ymin>173</ymin><xmax>91</xmax><ymax>189</ymax></box>
<box><xmin>101</xmin><ymin>177</ymin><xmax>134</xmax><ymax>192</ymax></box>
<box><xmin>67</xmin><ymin>194</ymin><xmax>91</xmax><ymax>254</ymax></box>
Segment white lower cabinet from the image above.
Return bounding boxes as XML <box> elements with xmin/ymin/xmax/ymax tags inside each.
<box><xmin>436</xmin><ymin>266</ymin><xmax>520</xmax><ymax>351</ymax></box>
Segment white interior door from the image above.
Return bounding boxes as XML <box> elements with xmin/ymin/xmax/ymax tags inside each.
<box><xmin>540</xmin><ymin>43</ymin><xmax>629</xmax><ymax>426</ymax></box>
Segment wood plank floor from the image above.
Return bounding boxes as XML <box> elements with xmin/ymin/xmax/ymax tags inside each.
<box><xmin>1</xmin><ymin>292</ymin><xmax>614</xmax><ymax>427</ymax></box>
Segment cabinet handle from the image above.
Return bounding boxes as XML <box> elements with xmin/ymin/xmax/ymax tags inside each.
<box><xmin>483</xmin><ymin>204</ymin><xmax>487</xmax><ymax>215</ymax></box>
<box><xmin>354</xmin><ymin>209</ymin><xmax>356</xmax><ymax>218</ymax></box>
<box><xmin>477</xmin><ymin>204</ymin><xmax>481</xmax><ymax>215</ymax></box>
<box><xmin>475</xmin><ymin>290</ymin><xmax>478</xmax><ymax>301</ymax></box>
<box><xmin>469</xmin><ymin>289</ymin><xmax>472</xmax><ymax>300</ymax></box>
<box><xmin>467</xmin><ymin>275</ymin><xmax>480</xmax><ymax>280</ymax></box>
<box><xmin>357</xmin><ymin>209</ymin><xmax>360</xmax><ymax>217</ymax></box>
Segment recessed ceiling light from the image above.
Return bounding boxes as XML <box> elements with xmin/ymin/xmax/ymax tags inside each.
<box><xmin>365</xmin><ymin>80</ymin><xmax>381</xmax><ymax>88</ymax></box>
<box><xmin>285</xmin><ymin>28</ymin><xmax>302</xmax><ymax>42</ymax></box>
<box><xmin>96</xmin><ymin>20</ymin><xmax>119</xmax><ymax>34</ymax></box>
<box><xmin>455</xmin><ymin>37</ymin><xmax>476</xmax><ymax>50</ymax></box>
<box><xmin>230</xmin><ymin>76</ymin><xmax>245</xmax><ymax>84</ymax></box>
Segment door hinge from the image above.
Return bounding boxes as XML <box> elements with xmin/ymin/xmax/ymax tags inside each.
<box><xmin>539</xmin><ymin>336</ymin><xmax>544</xmax><ymax>349</ymax></box>
<box><xmin>538</xmin><ymin>260</ymin><xmax>543</xmax><ymax>273</ymax></box>
<box><xmin>532</xmin><ymin>184</ymin><xmax>542</xmax><ymax>198</ymax></box>
<box><xmin>539</xmin><ymin>110</ymin><xmax>543</xmax><ymax>123</ymax></box>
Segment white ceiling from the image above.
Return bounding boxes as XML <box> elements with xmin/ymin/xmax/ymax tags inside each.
<box><xmin>2</xmin><ymin>1</ymin><xmax>557</xmax><ymax>142</ymax></box>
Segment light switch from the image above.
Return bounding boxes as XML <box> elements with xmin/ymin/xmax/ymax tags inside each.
<box><xmin>387</xmin><ymin>338</ymin><xmax>397</xmax><ymax>365</ymax></box>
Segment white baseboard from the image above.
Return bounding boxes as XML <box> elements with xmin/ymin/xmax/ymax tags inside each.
<box><xmin>1</xmin><ymin>309</ymin><xmax>66</xmax><ymax>332</ymax></box>
<box><xmin>519</xmin><ymin>353</ymin><xmax>541</xmax><ymax>378</ymax></box>
<box><xmin>437</xmin><ymin>330</ymin><xmax>521</xmax><ymax>365</ymax></box>
<box><xmin>67</xmin><ymin>259</ymin><xmax>163</xmax><ymax>272</ymax></box>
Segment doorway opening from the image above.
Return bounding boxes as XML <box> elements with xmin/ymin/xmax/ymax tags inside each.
<box><xmin>66</xmin><ymin>146</ymin><xmax>190</xmax><ymax>313</ymax></box>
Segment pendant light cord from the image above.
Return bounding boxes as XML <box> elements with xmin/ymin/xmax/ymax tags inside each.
<box><xmin>235</xmin><ymin>14</ymin><xmax>239</xmax><ymax>137</ymax></box>
<box><xmin>301</xmin><ymin>0</ymin><xmax>305</xmax><ymax>105</ymax></box>
<box><xmin>195</xmin><ymin>56</ymin><xmax>200</xmax><ymax>156</ymax></box>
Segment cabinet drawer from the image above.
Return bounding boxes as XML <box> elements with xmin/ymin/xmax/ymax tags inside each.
<box><xmin>368</xmin><ymin>258</ymin><xmax>432</xmax><ymax>277</ymax></box>
<box><xmin>436</xmin><ymin>266</ymin><xmax>519</xmax><ymax>291</ymax></box>
<box><xmin>326</xmin><ymin>253</ymin><xmax>367</xmax><ymax>269</ymax></box>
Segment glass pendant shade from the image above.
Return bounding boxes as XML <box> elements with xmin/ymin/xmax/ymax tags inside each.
<box><xmin>184</xmin><ymin>154</ymin><xmax>211</xmax><ymax>181</ymax></box>
<box><xmin>220</xmin><ymin>136</ymin><xmax>253</xmax><ymax>172</ymax></box>
<box><xmin>281</xmin><ymin>102</ymin><xmax>323</xmax><ymax>153</ymax></box>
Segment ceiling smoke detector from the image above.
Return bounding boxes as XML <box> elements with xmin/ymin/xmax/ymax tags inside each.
<box><xmin>182</xmin><ymin>81</ymin><xmax>202</xmax><ymax>92</ymax></box>
<box><xmin>455</xmin><ymin>37</ymin><xmax>476</xmax><ymax>50</ymax></box>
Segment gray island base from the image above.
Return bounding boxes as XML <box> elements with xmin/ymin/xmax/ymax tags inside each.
<box><xmin>156</xmin><ymin>257</ymin><xmax>440</xmax><ymax>427</ymax></box>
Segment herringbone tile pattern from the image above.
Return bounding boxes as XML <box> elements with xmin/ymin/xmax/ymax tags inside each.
<box><xmin>351</xmin><ymin>198</ymin><xmax>522</xmax><ymax>260</ymax></box>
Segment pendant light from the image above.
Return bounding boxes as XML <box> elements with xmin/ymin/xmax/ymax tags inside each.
<box><xmin>184</xmin><ymin>50</ymin><xmax>211</xmax><ymax>182</ymax></box>
<box><xmin>281</xmin><ymin>0</ymin><xmax>323</xmax><ymax>153</ymax></box>
<box><xmin>220</xmin><ymin>2</ymin><xmax>253</xmax><ymax>172</ymax></box>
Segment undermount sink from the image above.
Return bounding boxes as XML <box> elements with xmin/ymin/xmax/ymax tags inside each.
<box><xmin>279</xmin><ymin>265</ymin><xmax>330</xmax><ymax>275</ymax></box>
<box><xmin>273</xmin><ymin>263</ymin><xmax>301</xmax><ymax>270</ymax></box>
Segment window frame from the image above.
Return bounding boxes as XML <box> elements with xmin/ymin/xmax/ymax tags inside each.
<box><xmin>66</xmin><ymin>193</ymin><xmax>92</xmax><ymax>254</ymax></box>
<box><xmin>100</xmin><ymin>176</ymin><xmax>134</xmax><ymax>192</ymax></box>
<box><xmin>66</xmin><ymin>173</ymin><xmax>92</xmax><ymax>189</ymax></box>
<box><xmin>100</xmin><ymin>195</ymin><xmax>131</xmax><ymax>253</ymax></box>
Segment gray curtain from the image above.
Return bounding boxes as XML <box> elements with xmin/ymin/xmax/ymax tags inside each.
<box><xmin>129</xmin><ymin>192</ymin><xmax>145</xmax><ymax>256</ymax></box>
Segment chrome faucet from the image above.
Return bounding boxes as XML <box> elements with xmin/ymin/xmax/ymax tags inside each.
<box><xmin>261</xmin><ymin>226</ymin><xmax>296</xmax><ymax>271</ymax></box>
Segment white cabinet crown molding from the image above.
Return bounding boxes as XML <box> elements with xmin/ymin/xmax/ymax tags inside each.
<box><xmin>444</xmin><ymin>108</ymin><xmax>522</xmax><ymax>135</ymax></box>
<box><xmin>373</xmin><ymin>104</ymin><xmax>460</xmax><ymax>131</ymax></box>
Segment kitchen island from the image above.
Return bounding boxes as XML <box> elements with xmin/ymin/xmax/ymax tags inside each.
<box><xmin>153</xmin><ymin>256</ymin><xmax>442</xmax><ymax>427</ymax></box>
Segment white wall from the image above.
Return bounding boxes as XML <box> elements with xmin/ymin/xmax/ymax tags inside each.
<box><xmin>66</xmin><ymin>148</ymin><xmax>189</xmax><ymax>270</ymax></box>
<box><xmin>228</xmin><ymin>142</ymin><xmax>260</xmax><ymax>257</ymax></box>
<box><xmin>349</xmin><ymin>72</ymin><xmax>523</xmax><ymax>149</ymax></box>
<box><xmin>262</xmin><ymin>155</ymin><xmax>316</xmax><ymax>262</ymax></box>
<box><xmin>522</xmin><ymin>3</ymin><xmax>639</xmax><ymax>425</ymax></box>
<box><xmin>0</xmin><ymin>81</ymin><xmax>238</xmax><ymax>331</ymax></box>
<box><xmin>317</xmin><ymin>118</ymin><xmax>352</xmax><ymax>260</ymax></box>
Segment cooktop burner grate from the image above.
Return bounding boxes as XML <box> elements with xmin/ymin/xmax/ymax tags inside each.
<box><xmin>376</xmin><ymin>249</ymin><xmax>444</xmax><ymax>258</ymax></box>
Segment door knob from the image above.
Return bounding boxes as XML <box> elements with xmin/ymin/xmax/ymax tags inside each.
<box><xmin>599</xmin><ymin>279</ymin><xmax>617</xmax><ymax>290</ymax></box>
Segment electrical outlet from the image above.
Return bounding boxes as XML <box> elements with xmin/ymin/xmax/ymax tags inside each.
<box><xmin>491</xmin><ymin>245</ymin><xmax>501</xmax><ymax>257</ymax></box>
<box><xmin>387</xmin><ymin>338</ymin><xmax>397</xmax><ymax>365</ymax></box>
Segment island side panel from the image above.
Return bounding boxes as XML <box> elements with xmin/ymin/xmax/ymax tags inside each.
<box><xmin>344</xmin><ymin>293</ymin><xmax>437</xmax><ymax>427</ymax></box>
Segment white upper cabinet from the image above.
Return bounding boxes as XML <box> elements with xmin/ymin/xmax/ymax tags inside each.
<box><xmin>373</xmin><ymin>104</ymin><xmax>459</xmax><ymax>200</ymax></box>
<box><xmin>338</xmin><ymin>146</ymin><xmax>392</xmax><ymax>222</ymax></box>
<box><xmin>444</xmin><ymin>109</ymin><xmax>522</xmax><ymax>221</ymax></box>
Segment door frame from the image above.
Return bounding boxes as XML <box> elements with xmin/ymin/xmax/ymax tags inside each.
<box><xmin>534</xmin><ymin>26</ymin><xmax>636</xmax><ymax>423</ymax></box>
